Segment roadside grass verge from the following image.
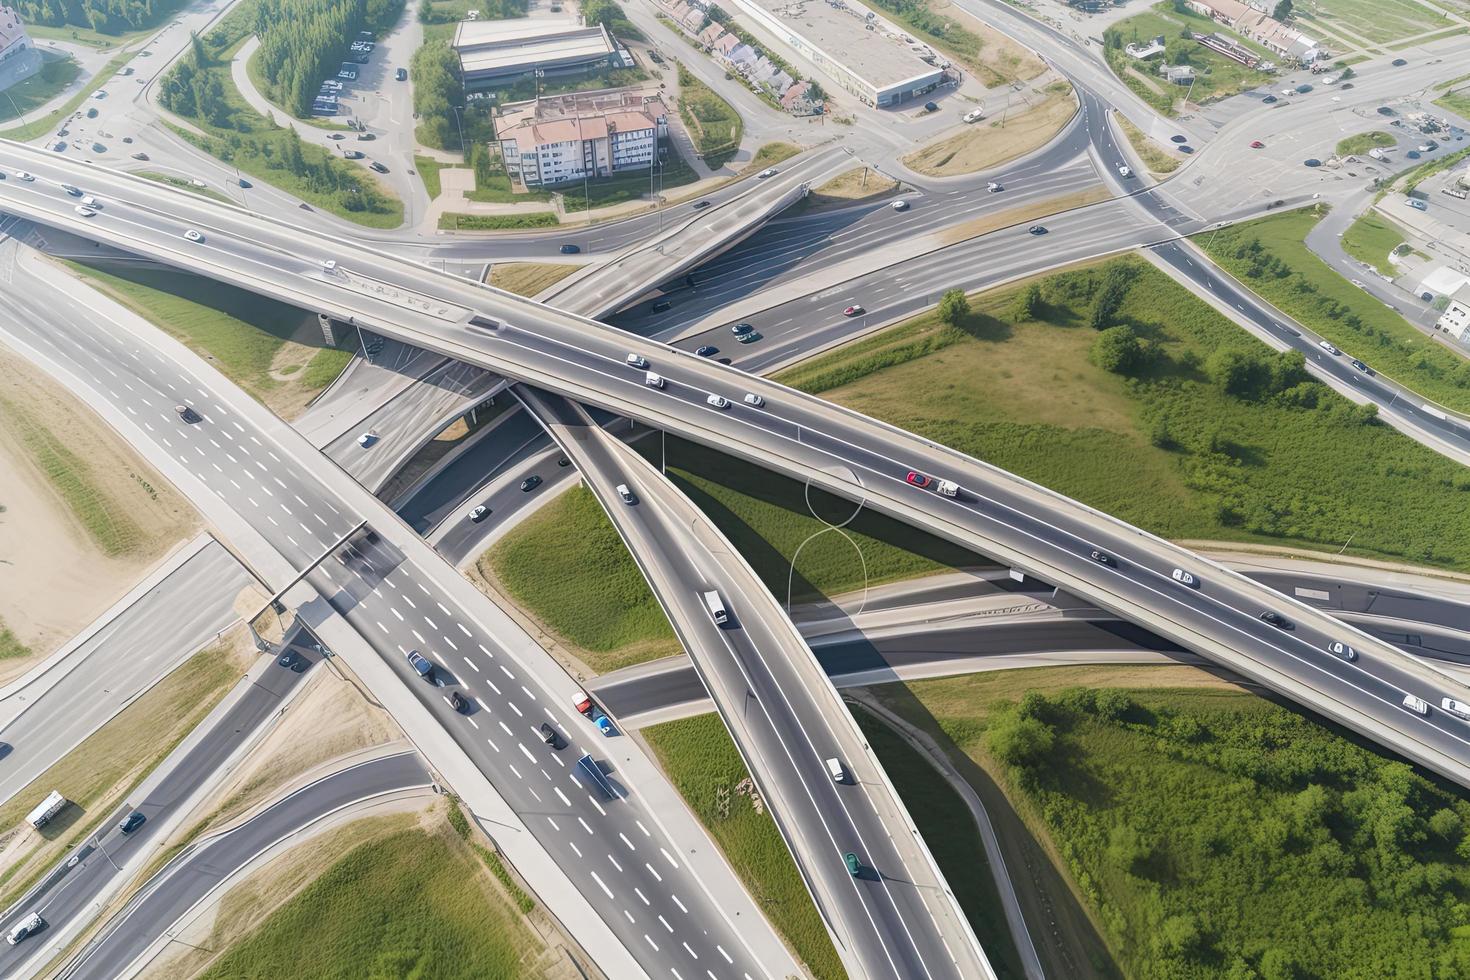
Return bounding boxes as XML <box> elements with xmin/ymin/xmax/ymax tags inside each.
<box><xmin>0</xmin><ymin>639</ymin><xmax>246</xmax><ymax>911</ymax></box>
<box><xmin>854</xmin><ymin>706</ymin><xmax>1029</xmax><ymax>980</ymax></box>
<box><xmin>1195</xmin><ymin>209</ymin><xmax>1470</xmax><ymax>415</ymax></box>
<box><xmin>438</xmin><ymin>211</ymin><xmax>558</xmax><ymax>230</ymax></box>
<box><xmin>1335</xmin><ymin>130</ymin><xmax>1395</xmax><ymax>157</ymax></box>
<box><xmin>902</xmin><ymin>83</ymin><xmax>1076</xmax><ymax>177</ymax></box>
<box><xmin>776</xmin><ymin>255</ymin><xmax>1470</xmax><ymax>571</ymax></box>
<box><xmin>135</xmin><ymin>171</ymin><xmax>233</xmax><ymax>203</ymax></box>
<box><xmin>875</xmin><ymin>669</ymin><xmax>1470</xmax><ymax>979</ymax></box>
<box><xmin>1116</xmin><ymin>114</ymin><xmax>1178</xmax><ymax>175</ymax></box>
<box><xmin>415</xmin><ymin>155</ymin><xmax>448</xmax><ymax>199</ymax></box>
<box><xmin>675</xmin><ymin>60</ymin><xmax>742</xmax><ymax>169</ymax></box>
<box><xmin>65</xmin><ymin>260</ymin><xmax>350</xmax><ymax>417</ymax></box>
<box><xmin>803</xmin><ymin>167</ymin><xmax>899</xmax><ymax>210</ymax></box>
<box><xmin>198</xmin><ymin>817</ymin><xmax>543</xmax><ymax>978</ymax></box>
<box><xmin>0</xmin><ymin>620</ymin><xmax>29</xmax><ymax>660</ymax></box>
<box><xmin>558</xmin><ymin>145</ymin><xmax>700</xmax><ymax>212</ymax></box>
<box><xmin>745</xmin><ymin>141</ymin><xmax>801</xmax><ymax>172</ymax></box>
<box><xmin>4</xmin><ymin>50</ymin><xmax>132</xmax><ymax>142</ymax></box>
<box><xmin>0</xmin><ymin>388</ymin><xmax>146</xmax><ymax>557</ymax></box>
<box><xmin>488</xmin><ymin>262</ymin><xmax>581</xmax><ymax>297</ymax></box>
<box><xmin>644</xmin><ymin>714</ymin><xmax>847</xmax><ymax>980</ymax></box>
<box><xmin>1340</xmin><ymin>211</ymin><xmax>1414</xmax><ymax>277</ymax></box>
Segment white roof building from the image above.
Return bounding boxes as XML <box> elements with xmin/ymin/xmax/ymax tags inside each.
<box><xmin>1436</xmin><ymin>283</ymin><xmax>1470</xmax><ymax>342</ymax></box>
<box><xmin>453</xmin><ymin>19</ymin><xmax>617</xmax><ymax>87</ymax></box>
<box><xmin>0</xmin><ymin>5</ymin><xmax>40</xmax><ymax>94</ymax></box>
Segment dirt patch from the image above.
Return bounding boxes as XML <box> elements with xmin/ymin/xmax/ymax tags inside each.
<box><xmin>935</xmin><ymin>187</ymin><xmax>1113</xmax><ymax>247</ymax></box>
<box><xmin>804</xmin><ymin>167</ymin><xmax>900</xmax><ymax>211</ymax></box>
<box><xmin>903</xmin><ymin>84</ymin><xmax>1078</xmax><ymax>177</ymax></box>
<box><xmin>935</xmin><ymin>0</ymin><xmax>1049</xmax><ymax>84</ymax></box>
<box><xmin>489</xmin><ymin>262</ymin><xmax>584</xmax><ymax>298</ymax></box>
<box><xmin>0</xmin><ymin>343</ymin><xmax>199</xmax><ymax>679</ymax></box>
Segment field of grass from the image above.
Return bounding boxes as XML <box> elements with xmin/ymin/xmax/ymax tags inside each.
<box><xmin>438</xmin><ymin>211</ymin><xmax>558</xmax><ymax>230</ymax></box>
<box><xmin>675</xmin><ymin>61</ymin><xmax>742</xmax><ymax>169</ymax></box>
<box><xmin>0</xmin><ymin>388</ymin><xmax>147</xmax><ymax>557</ymax></box>
<box><xmin>484</xmin><ymin>440</ymin><xmax>984</xmax><ymax>671</ymax></box>
<box><xmin>198</xmin><ymin>821</ymin><xmax>544</xmax><ymax>979</ymax></box>
<box><xmin>0</xmin><ymin>619</ymin><xmax>29</xmax><ymax>660</ymax></box>
<box><xmin>0</xmin><ymin>641</ymin><xmax>243</xmax><ymax>908</ymax></box>
<box><xmin>644</xmin><ymin>714</ymin><xmax>846</xmax><ymax>980</ymax></box>
<box><xmin>1437</xmin><ymin>86</ymin><xmax>1470</xmax><ymax>118</ymax></box>
<box><xmin>854</xmin><ymin>708</ymin><xmax>1029</xmax><ymax>980</ymax></box>
<box><xmin>903</xmin><ymin>84</ymin><xmax>1076</xmax><ymax>176</ymax></box>
<box><xmin>464</xmin><ymin>170</ymin><xmax>555</xmax><ymax>204</ymax></box>
<box><xmin>414</xmin><ymin>155</ymin><xmax>449</xmax><ymax>199</ymax></box>
<box><xmin>746</xmin><ymin>141</ymin><xmax>801</xmax><ymax>171</ymax></box>
<box><xmin>777</xmin><ymin>256</ymin><xmax>1470</xmax><ymax>572</ymax></box>
<box><xmin>1297</xmin><ymin>0</ymin><xmax>1450</xmax><ymax>45</ymax></box>
<box><xmin>1340</xmin><ymin>211</ymin><xmax>1412</xmax><ymax>277</ymax></box>
<box><xmin>1335</xmin><ymin>130</ymin><xmax>1395</xmax><ymax>157</ymax></box>
<box><xmin>880</xmin><ymin>670</ymin><xmax>1470</xmax><ymax>978</ymax></box>
<box><xmin>67</xmin><ymin>260</ymin><xmax>351</xmax><ymax>415</ymax></box>
<box><xmin>1197</xmin><ymin>210</ymin><xmax>1470</xmax><ymax>416</ymax></box>
<box><xmin>487</xmin><ymin>262</ymin><xmax>581</xmax><ymax>297</ymax></box>
<box><xmin>0</xmin><ymin>54</ymin><xmax>81</xmax><ymax>124</ymax></box>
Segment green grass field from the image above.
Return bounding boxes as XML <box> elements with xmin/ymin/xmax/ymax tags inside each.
<box><xmin>1197</xmin><ymin>209</ymin><xmax>1470</xmax><ymax>416</ymax></box>
<box><xmin>881</xmin><ymin>670</ymin><xmax>1470</xmax><ymax>979</ymax></box>
<box><xmin>484</xmin><ymin>441</ymin><xmax>984</xmax><ymax>671</ymax></box>
<box><xmin>1335</xmin><ymin>130</ymin><xmax>1395</xmax><ymax>157</ymax></box>
<box><xmin>198</xmin><ymin>824</ymin><xmax>542</xmax><ymax>979</ymax></box>
<box><xmin>675</xmin><ymin>61</ymin><xmax>742</xmax><ymax>168</ymax></box>
<box><xmin>1297</xmin><ymin>0</ymin><xmax>1450</xmax><ymax>45</ymax></box>
<box><xmin>779</xmin><ymin>256</ymin><xmax>1470</xmax><ymax>571</ymax></box>
<box><xmin>0</xmin><ymin>55</ymin><xmax>82</xmax><ymax>124</ymax></box>
<box><xmin>1105</xmin><ymin>3</ymin><xmax>1271</xmax><ymax>113</ymax></box>
<box><xmin>854</xmin><ymin>708</ymin><xmax>1029</xmax><ymax>979</ymax></box>
<box><xmin>415</xmin><ymin>155</ymin><xmax>447</xmax><ymax>198</ymax></box>
<box><xmin>0</xmin><ymin>390</ymin><xmax>146</xmax><ymax>557</ymax></box>
<box><xmin>644</xmin><ymin>714</ymin><xmax>847</xmax><ymax>980</ymax></box>
<box><xmin>1340</xmin><ymin>211</ymin><xmax>1412</xmax><ymax>277</ymax></box>
<box><xmin>67</xmin><ymin>261</ymin><xmax>350</xmax><ymax>411</ymax></box>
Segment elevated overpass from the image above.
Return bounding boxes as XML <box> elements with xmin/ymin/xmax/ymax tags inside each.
<box><xmin>540</xmin><ymin>147</ymin><xmax>851</xmax><ymax>318</ymax></box>
<box><xmin>8</xmin><ymin>143</ymin><xmax>1470</xmax><ymax>898</ymax></box>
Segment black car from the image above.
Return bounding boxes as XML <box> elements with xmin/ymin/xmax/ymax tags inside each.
<box><xmin>540</xmin><ymin>722</ymin><xmax>560</xmax><ymax>746</ymax></box>
<box><xmin>174</xmin><ymin>405</ymin><xmax>201</xmax><ymax>424</ymax></box>
<box><xmin>520</xmin><ymin>475</ymin><xmax>542</xmax><ymax>492</ymax></box>
<box><xmin>730</xmin><ymin>322</ymin><xmax>753</xmax><ymax>335</ymax></box>
<box><xmin>692</xmin><ymin>199</ymin><xmax>711</xmax><ymax>210</ymax></box>
<box><xmin>1170</xmin><ymin>134</ymin><xmax>1187</xmax><ymax>143</ymax></box>
<box><xmin>449</xmin><ymin>690</ymin><xmax>468</xmax><ymax>713</ymax></box>
<box><xmin>557</xmin><ymin>456</ymin><xmax>571</xmax><ymax>467</ymax></box>
<box><xmin>1392</xmin><ymin>57</ymin><xmax>1407</xmax><ymax>66</ymax></box>
<box><xmin>1377</xmin><ymin>106</ymin><xmax>1395</xmax><ymax>116</ymax></box>
<box><xmin>1260</xmin><ymin>611</ymin><xmax>1293</xmax><ymax>630</ymax></box>
<box><xmin>1351</xmin><ymin>359</ymin><xmax>1374</xmax><ymax>375</ymax></box>
<box><xmin>559</xmin><ymin>244</ymin><xmax>581</xmax><ymax>254</ymax></box>
<box><xmin>1340</xmin><ymin>82</ymin><xmax>1354</xmax><ymax>89</ymax></box>
<box><xmin>923</xmin><ymin>100</ymin><xmax>939</xmax><ymax>112</ymax></box>
<box><xmin>1088</xmin><ymin>549</ymin><xmax>1115</xmax><ymax>567</ymax></box>
<box><xmin>1262</xmin><ymin>94</ymin><xmax>1278</xmax><ymax>103</ymax></box>
<box><xmin>695</xmin><ymin>345</ymin><xmax>718</xmax><ymax>357</ymax></box>
<box><xmin>1028</xmin><ymin>225</ymin><xmax>1047</xmax><ymax>235</ymax></box>
<box><xmin>1178</xmin><ymin>145</ymin><xmax>1194</xmax><ymax>154</ymax></box>
<box><xmin>396</xmin><ymin>67</ymin><xmax>408</xmax><ymax>81</ymax></box>
<box><xmin>237</xmin><ymin>177</ymin><xmax>252</xmax><ymax>188</ymax></box>
<box><xmin>118</xmin><ymin>811</ymin><xmax>146</xmax><ymax>834</ymax></box>
<box><xmin>369</xmin><ymin>161</ymin><xmax>388</xmax><ymax>173</ymax></box>
<box><xmin>1303</xmin><ymin>158</ymin><xmax>1322</xmax><ymax>167</ymax></box>
<box><xmin>651</xmin><ymin>300</ymin><xmax>672</xmax><ymax>313</ymax></box>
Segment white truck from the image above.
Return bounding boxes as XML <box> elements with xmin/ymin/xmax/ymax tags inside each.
<box><xmin>26</xmin><ymin>790</ymin><xmax>67</xmax><ymax>829</ymax></box>
<box><xmin>936</xmin><ymin>480</ymin><xmax>960</xmax><ymax>498</ymax></box>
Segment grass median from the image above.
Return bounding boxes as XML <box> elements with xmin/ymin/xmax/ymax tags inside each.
<box><xmin>1195</xmin><ymin>209</ymin><xmax>1470</xmax><ymax>415</ymax></box>
<box><xmin>644</xmin><ymin>714</ymin><xmax>847</xmax><ymax>980</ymax></box>
<box><xmin>487</xmin><ymin>262</ymin><xmax>581</xmax><ymax>297</ymax></box>
<box><xmin>1340</xmin><ymin>211</ymin><xmax>1416</xmax><ymax>277</ymax></box>
<box><xmin>873</xmin><ymin>666</ymin><xmax>1470</xmax><ymax>978</ymax></box>
<box><xmin>675</xmin><ymin>60</ymin><xmax>742</xmax><ymax>169</ymax></box>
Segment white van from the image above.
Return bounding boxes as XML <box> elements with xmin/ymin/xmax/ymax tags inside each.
<box><xmin>1442</xmin><ymin>698</ymin><xmax>1470</xmax><ymax>720</ymax></box>
<box><xmin>702</xmin><ymin>590</ymin><xmax>728</xmax><ymax>625</ymax></box>
<box><xmin>826</xmin><ymin>758</ymin><xmax>846</xmax><ymax>783</ymax></box>
<box><xmin>617</xmin><ymin>483</ymin><xmax>635</xmax><ymax>504</ymax></box>
<box><xmin>6</xmin><ymin>912</ymin><xmax>42</xmax><ymax>945</ymax></box>
<box><xmin>1403</xmin><ymin>693</ymin><xmax>1430</xmax><ymax>715</ymax></box>
<box><xmin>645</xmin><ymin>371</ymin><xmax>665</xmax><ymax>389</ymax></box>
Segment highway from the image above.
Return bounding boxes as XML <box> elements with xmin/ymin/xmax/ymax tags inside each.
<box><xmin>0</xmin><ymin>240</ymin><xmax>784</xmax><ymax>980</ymax></box>
<box><xmin>0</xmin><ymin>540</ymin><xmax>251</xmax><ymax>808</ymax></box>
<box><xmin>0</xmin><ymin>633</ymin><xmax>321</xmax><ymax>978</ymax></box>
<box><xmin>63</xmin><ymin>751</ymin><xmax>430</xmax><ymax>980</ymax></box>
<box><xmin>520</xmin><ymin>388</ymin><xmax>992</xmax><ymax>979</ymax></box>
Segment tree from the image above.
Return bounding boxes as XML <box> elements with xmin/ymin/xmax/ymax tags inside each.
<box><xmin>189</xmin><ymin>30</ymin><xmax>208</xmax><ymax>68</ymax></box>
<box><xmin>985</xmin><ymin>707</ymin><xmax>1056</xmax><ymax>768</ymax></box>
<box><xmin>1164</xmin><ymin>37</ymin><xmax>1194</xmax><ymax>65</ymax></box>
<box><xmin>582</xmin><ymin>0</ymin><xmax>624</xmax><ymax>27</ymax></box>
<box><xmin>937</xmin><ymin>288</ymin><xmax>969</xmax><ymax>327</ymax></box>
<box><xmin>1090</xmin><ymin>325</ymin><xmax>1148</xmax><ymax>375</ymax></box>
<box><xmin>1010</xmin><ymin>283</ymin><xmax>1042</xmax><ymax>322</ymax></box>
<box><xmin>1272</xmin><ymin>0</ymin><xmax>1294</xmax><ymax>21</ymax></box>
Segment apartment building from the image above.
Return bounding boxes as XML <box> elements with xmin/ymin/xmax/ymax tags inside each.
<box><xmin>497</xmin><ymin>91</ymin><xmax>669</xmax><ymax>187</ymax></box>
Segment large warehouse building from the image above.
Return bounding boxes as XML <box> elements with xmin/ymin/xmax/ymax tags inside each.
<box><xmin>453</xmin><ymin>19</ymin><xmax>618</xmax><ymax>89</ymax></box>
<box><xmin>723</xmin><ymin>0</ymin><xmax>944</xmax><ymax>107</ymax></box>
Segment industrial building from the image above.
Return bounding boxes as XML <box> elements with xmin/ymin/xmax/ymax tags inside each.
<box><xmin>722</xmin><ymin>0</ymin><xmax>944</xmax><ymax>108</ymax></box>
<box><xmin>496</xmin><ymin>91</ymin><xmax>669</xmax><ymax>187</ymax></box>
<box><xmin>453</xmin><ymin>19</ymin><xmax>618</xmax><ymax>90</ymax></box>
<box><xmin>1438</xmin><ymin>284</ymin><xmax>1470</xmax><ymax>342</ymax></box>
<box><xmin>0</xmin><ymin>6</ymin><xmax>41</xmax><ymax>94</ymax></box>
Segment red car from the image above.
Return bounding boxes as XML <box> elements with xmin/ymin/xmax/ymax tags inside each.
<box><xmin>906</xmin><ymin>471</ymin><xmax>932</xmax><ymax>489</ymax></box>
<box><xmin>1249</xmin><ymin>140</ymin><xmax>1265</xmax><ymax>148</ymax></box>
<box><xmin>843</xmin><ymin>305</ymin><xmax>865</xmax><ymax>317</ymax></box>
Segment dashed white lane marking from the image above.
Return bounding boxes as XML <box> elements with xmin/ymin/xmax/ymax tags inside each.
<box><xmin>499</xmin><ymin>721</ymin><xmax>514</xmax><ymax>737</ymax></box>
<box><xmin>475</xmin><ymin>697</ymin><xmax>490</xmax><ymax>712</ymax></box>
<box><xmin>660</xmin><ymin>847</ymin><xmax>680</xmax><ymax>869</ymax></box>
<box><xmin>568</xmin><ymin>840</ymin><xmax>582</xmax><ymax>858</ymax></box>
<box><xmin>478</xmin><ymin>643</ymin><xmax>494</xmax><ymax>658</ymax></box>
<box><xmin>671</xmin><ymin>894</ymin><xmax>688</xmax><ymax>914</ymax></box>
<box><xmin>437</xmin><ymin>602</ymin><xmax>451</xmax><ymax>615</ymax></box>
<box><xmin>463</xmin><ymin>657</ymin><xmax>480</xmax><ymax>672</ymax></box>
<box><xmin>458</xmin><ymin>622</ymin><xmax>473</xmax><ymax>637</ymax></box>
<box><xmin>508</xmin><ymin>702</ymin><xmax>523</xmax><ymax>717</ymax></box>
<box><xmin>608</xmin><ymin>854</ymin><xmax>624</xmax><ymax>873</ymax></box>
<box><xmin>518</xmin><ymin>743</ymin><xmax>536</xmax><ymax>764</ymax></box>
<box><xmin>555</xmin><ymin>786</ymin><xmax>571</xmax><ymax>807</ymax></box>
<box><xmin>717</xmin><ymin>945</ymin><xmax>733</xmax><ymax>964</ymax></box>
<box><xmin>623</xmin><ymin>908</ymin><xmax>635</xmax><ymax>924</ymax></box>
<box><xmin>499</xmin><ymin>664</ymin><xmax>515</xmax><ymax>679</ymax></box>
<box><xmin>645</xmin><ymin>863</ymin><xmax>663</xmax><ymax>883</ymax></box>
<box><xmin>547</xmin><ymin>817</ymin><xmax>559</xmax><ymax>831</ymax></box>
<box><xmin>578</xmin><ymin>817</ymin><xmax>594</xmax><ymax>835</ymax></box>
<box><xmin>636</xmin><ymin>820</ymin><xmax>652</xmax><ymax>838</ymax></box>
<box><xmin>619</xmin><ymin>832</ymin><xmax>636</xmax><ymax>851</ymax></box>
<box><xmin>634</xmin><ymin>887</ymin><xmax>650</xmax><ymax>906</ymax></box>
<box><xmin>391</xmin><ymin>608</ymin><xmax>404</xmax><ymax>621</ymax></box>
<box><xmin>682</xmin><ymin>941</ymin><xmax>697</xmax><ymax>959</ymax></box>
<box><xmin>443</xmin><ymin>636</ymin><xmax>458</xmax><ymax>651</ymax></box>
<box><xmin>659</xmin><ymin>914</ymin><xmax>673</xmax><ymax>933</ymax></box>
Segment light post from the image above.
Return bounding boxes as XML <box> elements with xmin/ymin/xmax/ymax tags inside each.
<box><xmin>451</xmin><ymin>104</ymin><xmax>467</xmax><ymax>155</ymax></box>
<box><xmin>93</xmin><ymin>832</ymin><xmax>120</xmax><ymax>871</ymax></box>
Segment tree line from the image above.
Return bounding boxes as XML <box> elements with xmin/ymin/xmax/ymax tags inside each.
<box><xmin>252</xmin><ymin>0</ymin><xmax>404</xmax><ymax>117</ymax></box>
<box><xmin>15</xmin><ymin>0</ymin><xmax>182</xmax><ymax>34</ymax></box>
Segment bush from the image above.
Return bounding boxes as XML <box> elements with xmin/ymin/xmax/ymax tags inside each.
<box><xmin>938</xmin><ymin>288</ymin><xmax>969</xmax><ymax>326</ymax></box>
<box><xmin>985</xmin><ymin>706</ymin><xmax>1056</xmax><ymax>767</ymax></box>
<box><xmin>1090</xmin><ymin>325</ymin><xmax>1150</xmax><ymax>375</ymax></box>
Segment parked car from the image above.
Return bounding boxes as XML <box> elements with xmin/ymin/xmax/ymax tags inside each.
<box><xmin>695</xmin><ymin>345</ymin><xmax>718</xmax><ymax>357</ymax></box>
<box><xmin>922</xmin><ymin>100</ymin><xmax>939</xmax><ymax>113</ymax></box>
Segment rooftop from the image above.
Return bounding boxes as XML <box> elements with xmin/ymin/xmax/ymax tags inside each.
<box><xmin>0</xmin><ymin>4</ymin><xmax>28</xmax><ymax>49</ymax></box>
<box><xmin>453</xmin><ymin>19</ymin><xmax>615</xmax><ymax>77</ymax></box>
<box><xmin>731</xmin><ymin>0</ymin><xmax>940</xmax><ymax>91</ymax></box>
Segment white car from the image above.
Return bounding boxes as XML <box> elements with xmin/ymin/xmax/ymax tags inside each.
<box><xmin>626</xmin><ymin>353</ymin><xmax>648</xmax><ymax>369</ymax></box>
<box><xmin>15</xmin><ymin>170</ymin><xmax>33</xmax><ymax>181</ymax></box>
<box><xmin>74</xmin><ymin>205</ymin><xmax>96</xmax><ymax>217</ymax></box>
<box><xmin>964</xmin><ymin>108</ymin><xmax>986</xmax><ymax>123</ymax></box>
<box><xmin>357</xmin><ymin>431</ymin><xmax>378</xmax><ymax>447</ymax></box>
<box><xmin>986</xmin><ymin>181</ymin><xmax>1002</xmax><ymax>192</ymax></box>
<box><xmin>1117</xmin><ymin>164</ymin><xmax>1133</xmax><ymax>178</ymax></box>
<box><xmin>1350</xmin><ymin>278</ymin><xmax>1367</xmax><ymax>288</ymax></box>
<box><xmin>1170</xmin><ymin>567</ymin><xmax>1197</xmax><ymax>587</ymax></box>
<box><xmin>183</xmin><ymin>229</ymin><xmax>204</xmax><ymax>243</ymax></box>
<box><xmin>645</xmin><ymin>371</ymin><xmax>665</xmax><ymax>389</ymax></box>
<box><xmin>617</xmin><ymin>483</ymin><xmax>635</xmax><ymax>504</ymax></box>
<box><xmin>706</xmin><ymin>394</ymin><xmax>729</xmax><ymax>409</ymax></box>
<box><xmin>81</xmin><ymin>194</ymin><xmax>100</xmax><ymax>207</ymax></box>
<box><xmin>322</xmin><ymin>259</ymin><xmax>338</xmax><ymax>272</ymax></box>
<box><xmin>469</xmin><ymin>505</ymin><xmax>488</xmax><ymax>522</ymax></box>
<box><xmin>890</xmin><ymin>199</ymin><xmax>909</xmax><ymax>211</ymax></box>
<box><xmin>1442</xmin><ymin>698</ymin><xmax>1470</xmax><ymax>720</ymax></box>
<box><xmin>188</xmin><ymin>178</ymin><xmax>207</xmax><ymax>188</ymax></box>
<box><xmin>743</xmin><ymin>392</ymin><xmax>764</xmax><ymax>407</ymax></box>
<box><xmin>1403</xmin><ymin>693</ymin><xmax>1430</xmax><ymax>715</ymax></box>
<box><xmin>1317</xmin><ymin>340</ymin><xmax>1339</xmax><ymax>355</ymax></box>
